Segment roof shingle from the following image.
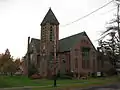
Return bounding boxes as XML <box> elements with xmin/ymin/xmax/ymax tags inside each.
<box><xmin>41</xmin><ymin>8</ymin><xmax>59</xmax><ymax>26</ymax></box>
<box><xmin>59</xmin><ymin>32</ymin><xmax>86</xmax><ymax>52</ymax></box>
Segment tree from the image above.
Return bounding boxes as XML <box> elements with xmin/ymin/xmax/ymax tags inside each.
<box><xmin>0</xmin><ymin>49</ymin><xmax>17</xmax><ymax>75</ymax></box>
<box><xmin>98</xmin><ymin>32</ymin><xmax>119</xmax><ymax>68</ymax></box>
<box><xmin>6</xmin><ymin>59</ymin><xmax>16</xmax><ymax>75</ymax></box>
<box><xmin>14</xmin><ymin>58</ymin><xmax>21</xmax><ymax>71</ymax></box>
<box><xmin>99</xmin><ymin>1</ymin><xmax>120</xmax><ymax>41</ymax></box>
<box><xmin>98</xmin><ymin>2</ymin><xmax>120</xmax><ymax>70</ymax></box>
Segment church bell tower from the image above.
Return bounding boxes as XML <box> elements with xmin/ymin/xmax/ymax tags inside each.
<box><xmin>40</xmin><ymin>8</ymin><xmax>59</xmax><ymax>77</ymax></box>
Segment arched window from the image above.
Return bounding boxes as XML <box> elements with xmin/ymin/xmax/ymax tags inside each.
<box><xmin>50</xmin><ymin>26</ymin><xmax>53</xmax><ymax>41</ymax></box>
<box><xmin>81</xmin><ymin>47</ymin><xmax>90</xmax><ymax>69</ymax></box>
<box><xmin>41</xmin><ymin>27</ymin><xmax>46</xmax><ymax>42</ymax></box>
<box><xmin>75</xmin><ymin>58</ymin><xmax>78</xmax><ymax>69</ymax></box>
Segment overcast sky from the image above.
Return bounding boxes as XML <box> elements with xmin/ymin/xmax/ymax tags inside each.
<box><xmin>0</xmin><ymin>0</ymin><xmax>117</xmax><ymax>58</ymax></box>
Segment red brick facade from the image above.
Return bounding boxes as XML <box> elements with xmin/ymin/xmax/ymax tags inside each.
<box><xmin>24</xmin><ymin>8</ymin><xmax>112</xmax><ymax>78</ymax></box>
<box><xmin>58</xmin><ymin>35</ymin><xmax>97</xmax><ymax>78</ymax></box>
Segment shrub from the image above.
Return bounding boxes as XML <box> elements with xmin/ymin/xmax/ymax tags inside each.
<box><xmin>91</xmin><ymin>72</ymin><xmax>97</xmax><ymax>77</ymax></box>
<box><xmin>28</xmin><ymin>64</ymin><xmax>38</xmax><ymax>77</ymax></box>
<box><xmin>65</xmin><ymin>72</ymin><xmax>74</xmax><ymax>77</ymax></box>
<box><xmin>80</xmin><ymin>72</ymin><xmax>88</xmax><ymax>77</ymax></box>
<box><xmin>58</xmin><ymin>74</ymin><xmax>72</xmax><ymax>79</ymax></box>
<box><xmin>30</xmin><ymin>73</ymin><xmax>42</xmax><ymax>79</ymax></box>
<box><xmin>105</xmin><ymin>68</ymin><xmax>117</xmax><ymax>76</ymax></box>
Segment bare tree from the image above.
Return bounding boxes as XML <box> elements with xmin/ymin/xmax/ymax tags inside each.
<box><xmin>98</xmin><ymin>1</ymin><xmax>120</xmax><ymax>70</ymax></box>
<box><xmin>99</xmin><ymin>32</ymin><xmax>119</xmax><ymax>68</ymax></box>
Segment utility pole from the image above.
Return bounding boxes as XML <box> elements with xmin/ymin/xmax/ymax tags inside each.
<box><xmin>117</xmin><ymin>3</ymin><xmax>120</xmax><ymax>48</ymax></box>
<box><xmin>115</xmin><ymin>0</ymin><xmax>120</xmax><ymax>74</ymax></box>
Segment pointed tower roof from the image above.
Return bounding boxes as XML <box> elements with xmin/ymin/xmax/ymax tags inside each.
<box><xmin>41</xmin><ymin>8</ymin><xmax>59</xmax><ymax>26</ymax></box>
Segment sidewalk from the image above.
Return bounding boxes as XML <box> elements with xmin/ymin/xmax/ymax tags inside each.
<box><xmin>0</xmin><ymin>82</ymin><xmax>85</xmax><ymax>90</ymax></box>
<box><xmin>0</xmin><ymin>82</ymin><xmax>119</xmax><ymax>90</ymax></box>
<box><xmin>0</xmin><ymin>85</ymin><xmax>52</xmax><ymax>90</ymax></box>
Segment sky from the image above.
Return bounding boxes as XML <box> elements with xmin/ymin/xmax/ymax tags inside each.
<box><xmin>0</xmin><ymin>0</ymin><xmax>118</xmax><ymax>58</ymax></box>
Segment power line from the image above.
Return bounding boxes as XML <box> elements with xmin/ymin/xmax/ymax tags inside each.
<box><xmin>100</xmin><ymin>7</ymin><xmax>116</xmax><ymax>15</ymax></box>
<box><xmin>61</xmin><ymin>0</ymin><xmax>114</xmax><ymax>27</ymax></box>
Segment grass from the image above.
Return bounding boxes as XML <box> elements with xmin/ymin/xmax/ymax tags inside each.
<box><xmin>33</xmin><ymin>77</ymin><xmax>119</xmax><ymax>90</ymax></box>
<box><xmin>0</xmin><ymin>75</ymin><xmax>119</xmax><ymax>90</ymax></box>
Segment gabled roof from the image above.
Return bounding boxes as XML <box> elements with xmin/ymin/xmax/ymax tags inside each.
<box><xmin>41</xmin><ymin>8</ymin><xmax>59</xmax><ymax>26</ymax></box>
<box><xmin>27</xmin><ymin>31</ymin><xmax>96</xmax><ymax>53</ymax></box>
<box><xmin>59</xmin><ymin>31</ymin><xmax>96</xmax><ymax>52</ymax></box>
<box><xmin>59</xmin><ymin>32</ymin><xmax>85</xmax><ymax>52</ymax></box>
<box><xmin>30</xmin><ymin>38</ymin><xmax>40</xmax><ymax>53</ymax></box>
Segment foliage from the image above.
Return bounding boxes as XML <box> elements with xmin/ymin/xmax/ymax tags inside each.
<box><xmin>98</xmin><ymin>32</ymin><xmax>119</xmax><ymax>68</ymax></box>
<box><xmin>57</xmin><ymin>74</ymin><xmax>73</xmax><ymax>79</ymax></box>
<box><xmin>98</xmin><ymin>12</ymin><xmax>120</xmax><ymax>68</ymax></box>
<box><xmin>0</xmin><ymin>49</ymin><xmax>22</xmax><ymax>75</ymax></box>
<box><xmin>14</xmin><ymin>58</ymin><xmax>21</xmax><ymax>71</ymax></box>
<box><xmin>99</xmin><ymin>12</ymin><xmax>120</xmax><ymax>41</ymax></box>
<box><xmin>80</xmin><ymin>72</ymin><xmax>88</xmax><ymax>77</ymax></box>
<box><xmin>30</xmin><ymin>73</ymin><xmax>42</xmax><ymax>79</ymax></box>
<box><xmin>48</xmin><ymin>73</ymin><xmax>73</xmax><ymax>80</ymax></box>
<box><xmin>65</xmin><ymin>72</ymin><xmax>74</xmax><ymax>77</ymax></box>
<box><xmin>105</xmin><ymin>68</ymin><xmax>117</xmax><ymax>76</ymax></box>
<box><xmin>0</xmin><ymin>49</ymin><xmax>17</xmax><ymax>75</ymax></box>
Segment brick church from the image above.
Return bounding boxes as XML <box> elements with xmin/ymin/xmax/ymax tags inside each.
<box><xmin>24</xmin><ymin>8</ymin><xmax>110</xmax><ymax>78</ymax></box>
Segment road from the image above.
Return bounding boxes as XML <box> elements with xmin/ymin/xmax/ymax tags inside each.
<box><xmin>79</xmin><ymin>83</ymin><xmax>120</xmax><ymax>90</ymax></box>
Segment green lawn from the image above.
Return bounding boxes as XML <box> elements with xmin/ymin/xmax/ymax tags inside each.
<box><xmin>0</xmin><ymin>75</ymin><xmax>119</xmax><ymax>90</ymax></box>
<box><xmin>33</xmin><ymin>76</ymin><xmax>119</xmax><ymax>90</ymax></box>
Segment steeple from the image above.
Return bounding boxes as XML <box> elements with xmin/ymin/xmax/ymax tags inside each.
<box><xmin>41</xmin><ymin>8</ymin><xmax>59</xmax><ymax>26</ymax></box>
